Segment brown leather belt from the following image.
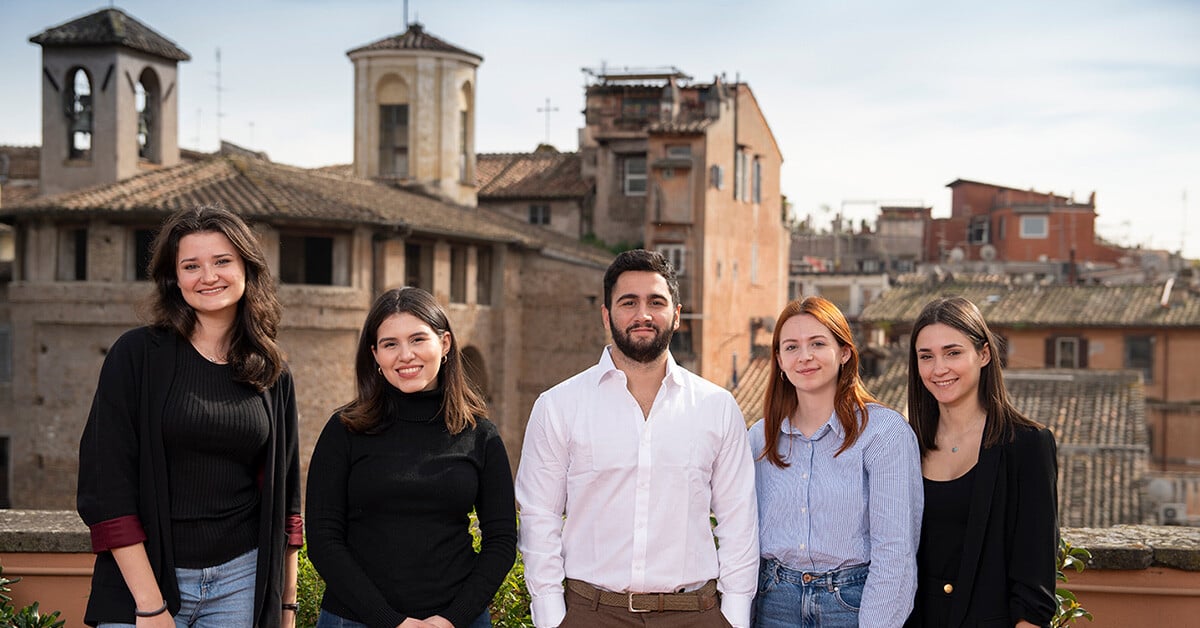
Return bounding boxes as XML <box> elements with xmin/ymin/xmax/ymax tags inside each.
<box><xmin>565</xmin><ymin>578</ymin><xmax>719</xmax><ymax>613</ymax></box>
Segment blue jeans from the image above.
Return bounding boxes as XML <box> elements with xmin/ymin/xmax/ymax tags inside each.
<box><xmin>753</xmin><ymin>558</ymin><xmax>868</xmax><ymax>628</ymax></box>
<box><xmin>99</xmin><ymin>549</ymin><xmax>258</xmax><ymax>628</ymax></box>
<box><xmin>316</xmin><ymin>608</ymin><xmax>491</xmax><ymax>628</ymax></box>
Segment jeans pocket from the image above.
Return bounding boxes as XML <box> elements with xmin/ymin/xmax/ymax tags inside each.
<box><xmin>833</xmin><ymin>582</ymin><xmax>864</xmax><ymax>611</ymax></box>
<box><xmin>757</xmin><ymin>565</ymin><xmax>778</xmax><ymax>594</ymax></box>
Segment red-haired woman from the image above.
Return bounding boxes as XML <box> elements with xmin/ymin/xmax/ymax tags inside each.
<box><xmin>749</xmin><ymin>296</ymin><xmax>922</xmax><ymax>627</ymax></box>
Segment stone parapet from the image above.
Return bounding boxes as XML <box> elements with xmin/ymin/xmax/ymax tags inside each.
<box><xmin>0</xmin><ymin>509</ymin><xmax>90</xmax><ymax>553</ymax></box>
<box><xmin>1063</xmin><ymin>524</ymin><xmax>1200</xmax><ymax>571</ymax></box>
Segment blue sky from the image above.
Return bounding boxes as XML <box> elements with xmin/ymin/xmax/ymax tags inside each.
<box><xmin>2</xmin><ymin>0</ymin><xmax>1198</xmax><ymax>258</ymax></box>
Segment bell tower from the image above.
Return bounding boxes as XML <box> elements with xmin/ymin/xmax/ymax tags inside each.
<box><xmin>347</xmin><ymin>23</ymin><xmax>482</xmax><ymax>207</ymax></box>
<box><xmin>30</xmin><ymin>8</ymin><xmax>190</xmax><ymax>196</ymax></box>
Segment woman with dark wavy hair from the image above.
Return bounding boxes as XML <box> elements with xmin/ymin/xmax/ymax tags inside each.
<box><xmin>306</xmin><ymin>287</ymin><xmax>517</xmax><ymax>628</ymax></box>
<box><xmin>749</xmin><ymin>296</ymin><xmax>922</xmax><ymax>627</ymax></box>
<box><xmin>904</xmin><ymin>296</ymin><xmax>1058</xmax><ymax>628</ymax></box>
<box><xmin>77</xmin><ymin>204</ymin><xmax>303</xmax><ymax>627</ymax></box>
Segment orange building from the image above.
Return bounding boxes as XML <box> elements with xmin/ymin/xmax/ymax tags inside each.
<box><xmin>928</xmin><ymin>179</ymin><xmax>1124</xmax><ymax>270</ymax></box>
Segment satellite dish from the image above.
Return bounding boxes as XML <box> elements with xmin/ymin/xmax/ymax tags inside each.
<box><xmin>980</xmin><ymin>244</ymin><xmax>997</xmax><ymax>261</ymax></box>
<box><xmin>949</xmin><ymin>247</ymin><xmax>965</xmax><ymax>263</ymax></box>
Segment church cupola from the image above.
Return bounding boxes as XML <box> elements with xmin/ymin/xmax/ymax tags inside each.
<box><xmin>30</xmin><ymin>8</ymin><xmax>190</xmax><ymax>196</ymax></box>
<box><xmin>347</xmin><ymin>22</ymin><xmax>482</xmax><ymax>207</ymax></box>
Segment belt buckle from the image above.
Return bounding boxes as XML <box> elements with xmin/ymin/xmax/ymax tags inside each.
<box><xmin>628</xmin><ymin>592</ymin><xmax>651</xmax><ymax>613</ymax></box>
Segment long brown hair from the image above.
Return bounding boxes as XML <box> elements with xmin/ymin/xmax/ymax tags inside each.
<box><xmin>339</xmin><ymin>287</ymin><xmax>487</xmax><ymax>434</ymax></box>
<box><xmin>906</xmin><ymin>296</ymin><xmax>1041</xmax><ymax>456</ymax></box>
<box><xmin>145</xmin><ymin>204</ymin><xmax>284</xmax><ymax>391</ymax></box>
<box><xmin>760</xmin><ymin>296</ymin><xmax>878</xmax><ymax>467</ymax></box>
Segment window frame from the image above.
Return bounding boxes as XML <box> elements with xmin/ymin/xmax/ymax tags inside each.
<box><xmin>1020</xmin><ymin>215</ymin><xmax>1049</xmax><ymax>239</ymax></box>
<box><xmin>1124</xmin><ymin>335</ymin><xmax>1154</xmax><ymax>383</ymax></box>
<box><xmin>623</xmin><ymin>155</ymin><xmax>647</xmax><ymax>196</ymax></box>
<box><xmin>656</xmin><ymin>243</ymin><xmax>687</xmax><ymax>276</ymax></box>
<box><xmin>528</xmin><ymin>204</ymin><xmax>551</xmax><ymax>226</ymax></box>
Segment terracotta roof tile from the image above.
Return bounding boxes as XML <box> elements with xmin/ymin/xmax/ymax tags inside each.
<box><xmin>29</xmin><ymin>8</ymin><xmax>190</xmax><ymax>61</ymax></box>
<box><xmin>476</xmin><ymin>151</ymin><xmax>590</xmax><ymax>199</ymax></box>
<box><xmin>731</xmin><ymin>355</ymin><xmax>774</xmax><ymax>426</ymax></box>
<box><xmin>347</xmin><ymin>23</ymin><xmax>481</xmax><ymax>61</ymax></box>
<box><xmin>861</xmin><ymin>280</ymin><xmax>1200</xmax><ymax>328</ymax></box>
<box><xmin>0</xmin><ymin>153</ymin><xmax>611</xmax><ymax>266</ymax></box>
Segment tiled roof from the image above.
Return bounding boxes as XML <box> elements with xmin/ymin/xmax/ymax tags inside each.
<box><xmin>0</xmin><ymin>184</ymin><xmax>39</xmax><ymax>207</ymax></box>
<box><xmin>860</xmin><ymin>279</ymin><xmax>1200</xmax><ymax>328</ymax></box>
<box><xmin>647</xmin><ymin>119</ymin><xmax>713</xmax><ymax>134</ymax></box>
<box><xmin>346</xmin><ymin>22</ymin><xmax>482</xmax><ymax>62</ymax></box>
<box><xmin>0</xmin><ymin>145</ymin><xmax>40</xmax><ymax>180</ymax></box>
<box><xmin>29</xmin><ymin>8</ymin><xmax>190</xmax><ymax>61</ymax></box>
<box><xmin>0</xmin><ymin>152</ymin><xmax>611</xmax><ymax>266</ymax></box>
<box><xmin>859</xmin><ymin>362</ymin><xmax>1149</xmax><ymax>528</ymax></box>
<box><xmin>476</xmin><ymin>151</ymin><xmax>590</xmax><ymax>200</ymax></box>
<box><xmin>731</xmin><ymin>355</ymin><xmax>773</xmax><ymax>426</ymax></box>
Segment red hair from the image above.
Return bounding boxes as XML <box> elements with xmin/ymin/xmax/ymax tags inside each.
<box><xmin>760</xmin><ymin>296</ymin><xmax>879</xmax><ymax>467</ymax></box>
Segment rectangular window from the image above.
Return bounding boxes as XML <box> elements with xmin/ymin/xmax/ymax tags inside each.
<box><xmin>656</xmin><ymin>244</ymin><xmax>686</xmax><ymax>276</ymax></box>
<box><xmin>998</xmin><ymin>217</ymin><xmax>1006</xmax><ymax>240</ymax></box>
<box><xmin>666</xmin><ymin>145</ymin><xmax>692</xmax><ymax>159</ymax></box>
<box><xmin>624</xmin><ymin>155</ymin><xmax>647</xmax><ymax>196</ymax></box>
<box><xmin>752</xmin><ymin>157</ymin><xmax>762</xmax><ymax>204</ymax></box>
<box><xmin>1020</xmin><ymin>215</ymin><xmax>1048</xmax><ymax>239</ymax></box>
<box><xmin>379</xmin><ymin>104</ymin><xmax>409</xmax><ymax>178</ymax></box>
<box><xmin>1055</xmin><ymin>337</ymin><xmax>1079</xmax><ymax>368</ymax></box>
<box><xmin>405</xmin><ymin>242</ymin><xmax>434</xmax><ymax>291</ymax></box>
<box><xmin>450</xmin><ymin>245</ymin><xmax>468</xmax><ymax>304</ymax></box>
<box><xmin>969</xmin><ymin>216</ymin><xmax>990</xmax><ymax>244</ymax></box>
<box><xmin>710</xmin><ymin>164</ymin><xmax>724</xmax><ymax>190</ymax></box>
<box><xmin>621</xmin><ymin>97</ymin><xmax>658</xmax><ymax>120</ymax></box>
<box><xmin>475</xmin><ymin>245</ymin><xmax>493</xmax><ymax>306</ymax></box>
<box><xmin>1124</xmin><ymin>335</ymin><xmax>1154</xmax><ymax>383</ymax></box>
<box><xmin>734</xmin><ymin>151</ymin><xmax>745</xmax><ymax>201</ymax></box>
<box><xmin>0</xmin><ymin>324</ymin><xmax>11</xmax><ymax>383</ymax></box>
<box><xmin>57</xmin><ymin>227</ymin><xmax>87</xmax><ymax>281</ymax></box>
<box><xmin>528</xmin><ymin>204</ymin><xmax>551</xmax><ymax>225</ymax></box>
<box><xmin>279</xmin><ymin>233</ymin><xmax>346</xmax><ymax>286</ymax></box>
<box><xmin>133</xmin><ymin>228</ymin><xmax>155</xmax><ymax>280</ymax></box>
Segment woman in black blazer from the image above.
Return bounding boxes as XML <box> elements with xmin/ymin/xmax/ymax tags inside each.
<box><xmin>904</xmin><ymin>297</ymin><xmax>1058</xmax><ymax>628</ymax></box>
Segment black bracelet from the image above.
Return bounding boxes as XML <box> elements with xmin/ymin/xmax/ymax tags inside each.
<box><xmin>134</xmin><ymin>601</ymin><xmax>169</xmax><ymax>617</ymax></box>
<box><xmin>281</xmin><ymin>603</ymin><xmax>299</xmax><ymax>612</ymax></box>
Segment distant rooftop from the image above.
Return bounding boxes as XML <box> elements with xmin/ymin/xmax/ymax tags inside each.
<box><xmin>582</xmin><ymin>65</ymin><xmax>692</xmax><ymax>85</ymax></box>
<box><xmin>346</xmin><ymin>22</ymin><xmax>482</xmax><ymax>62</ymax></box>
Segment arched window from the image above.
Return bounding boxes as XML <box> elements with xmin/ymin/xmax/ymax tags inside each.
<box><xmin>377</xmin><ymin>74</ymin><xmax>410</xmax><ymax>178</ymax></box>
<box><xmin>136</xmin><ymin>68</ymin><xmax>161</xmax><ymax>163</ymax></box>
<box><xmin>64</xmin><ymin>68</ymin><xmax>93</xmax><ymax>159</ymax></box>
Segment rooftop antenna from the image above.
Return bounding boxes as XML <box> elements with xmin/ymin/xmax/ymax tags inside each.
<box><xmin>214</xmin><ymin>48</ymin><xmax>227</xmax><ymax>144</ymax></box>
<box><xmin>537</xmin><ymin>98</ymin><xmax>558</xmax><ymax>145</ymax></box>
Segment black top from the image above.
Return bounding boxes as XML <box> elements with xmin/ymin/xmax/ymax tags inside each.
<box><xmin>306</xmin><ymin>385</ymin><xmax>517</xmax><ymax>628</ymax></box>
<box><xmin>914</xmin><ymin>466</ymin><xmax>976</xmax><ymax>628</ymax></box>
<box><xmin>77</xmin><ymin>327</ymin><xmax>302</xmax><ymax>627</ymax></box>
<box><xmin>162</xmin><ymin>343</ymin><xmax>268</xmax><ymax>567</ymax></box>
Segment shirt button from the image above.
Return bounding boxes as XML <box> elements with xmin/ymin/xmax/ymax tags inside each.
<box><xmin>943</xmin><ymin>583</ymin><xmax>954</xmax><ymax>594</ymax></box>
<box><xmin>801</xmin><ymin>507</ymin><xmax>807</xmax><ymax>513</ymax></box>
<box><xmin>802</xmin><ymin>473</ymin><xmax>809</xmax><ymax>479</ymax></box>
<box><xmin>799</xmin><ymin>544</ymin><xmax>806</xmax><ymax>550</ymax></box>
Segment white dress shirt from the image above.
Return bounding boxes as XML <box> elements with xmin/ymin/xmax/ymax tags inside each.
<box><xmin>515</xmin><ymin>348</ymin><xmax>759</xmax><ymax>628</ymax></box>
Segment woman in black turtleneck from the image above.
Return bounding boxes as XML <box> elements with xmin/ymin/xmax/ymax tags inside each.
<box><xmin>306</xmin><ymin>287</ymin><xmax>517</xmax><ymax>628</ymax></box>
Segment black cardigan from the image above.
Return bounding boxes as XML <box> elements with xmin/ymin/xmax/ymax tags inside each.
<box><xmin>76</xmin><ymin>326</ymin><xmax>302</xmax><ymax>627</ymax></box>
<box><xmin>907</xmin><ymin>426</ymin><xmax>1059</xmax><ymax>628</ymax></box>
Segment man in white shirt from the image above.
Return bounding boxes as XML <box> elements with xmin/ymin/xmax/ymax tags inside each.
<box><xmin>515</xmin><ymin>249</ymin><xmax>759</xmax><ymax>628</ymax></box>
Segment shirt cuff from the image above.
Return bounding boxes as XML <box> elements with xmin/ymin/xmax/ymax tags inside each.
<box><xmin>285</xmin><ymin>514</ymin><xmax>304</xmax><ymax>547</ymax></box>
<box><xmin>721</xmin><ymin>593</ymin><xmax>753</xmax><ymax>628</ymax></box>
<box><xmin>89</xmin><ymin>515</ymin><xmax>147</xmax><ymax>552</ymax></box>
<box><xmin>530</xmin><ymin>592</ymin><xmax>566</xmax><ymax>628</ymax></box>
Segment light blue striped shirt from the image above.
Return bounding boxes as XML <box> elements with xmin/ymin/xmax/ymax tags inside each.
<box><xmin>748</xmin><ymin>403</ymin><xmax>922</xmax><ymax>626</ymax></box>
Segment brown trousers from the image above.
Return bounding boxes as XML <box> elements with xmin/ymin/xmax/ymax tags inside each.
<box><xmin>559</xmin><ymin>585</ymin><xmax>734</xmax><ymax>628</ymax></box>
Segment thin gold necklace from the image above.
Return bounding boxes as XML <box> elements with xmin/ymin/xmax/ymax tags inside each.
<box><xmin>943</xmin><ymin>415</ymin><xmax>986</xmax><ymax>453</ymax></box>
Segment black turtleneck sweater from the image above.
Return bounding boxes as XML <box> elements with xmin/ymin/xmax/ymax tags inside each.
<box><xmin>305</xmin><ymin>386</ymin><xmax>517</xmax><ymax>628</ymax></box>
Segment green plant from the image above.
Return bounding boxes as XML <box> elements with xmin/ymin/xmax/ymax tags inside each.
<box><xmin>0</xmin><ymin>564</ymin><xmax>65</xmax><ymax>628</ymax></box>
<box><xmin>296</xmin><ymin>544</ymin><xmax>326</xmax><ymax>628</ymax></box>
<box><xmin>1053</xmin><ymin>537</ymin><xmax>1093</xmax><ymax>627</ymax></box>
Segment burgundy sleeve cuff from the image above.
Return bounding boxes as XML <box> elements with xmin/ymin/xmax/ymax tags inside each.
<box><xmin>286</xmin><ymin>514</ymin><xmax>304</xmax><ymax>547</ymax></box>
<box><xmin>89</xmin><ymin>515</ymin><xmax>147</xmax><ymax>553</ymax></box>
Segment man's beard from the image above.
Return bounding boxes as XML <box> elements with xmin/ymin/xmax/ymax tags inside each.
<box><xmin>610</xmin><ymin>315</ymin><xmax>676</xmax><ymax>363</ymax></box>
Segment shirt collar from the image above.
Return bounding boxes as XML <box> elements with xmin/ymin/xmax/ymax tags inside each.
<box><xmin>597</xmin><ymin>346</ymin><xmax>685</xmax><ymax>387</ymax></box>
<box><xmin>780</xmin><ymin>410</ymin><xmax>844</xmax><ymax>440</ymax></box>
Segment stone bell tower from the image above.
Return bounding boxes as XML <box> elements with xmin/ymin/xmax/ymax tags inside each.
<box><xmin>347</xmin><ymin>22</ymin><xmax>482</xmax><ymax>207</ymax></box>
<box><xmin>30</xmin><ymin>8</ymin><xmax>190</xmax><ymax>196</ymax></box>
